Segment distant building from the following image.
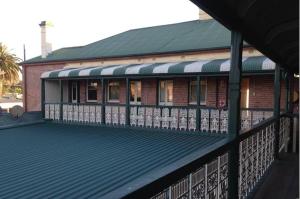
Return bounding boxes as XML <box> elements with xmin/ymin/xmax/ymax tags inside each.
<box><xmin>21</xmin><ymin>17</ymin><xmax>298</xmax><ymax>118</ymax></box>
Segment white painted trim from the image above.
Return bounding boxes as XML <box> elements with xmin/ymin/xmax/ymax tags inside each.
<box><xmin>219</xmin><ymin>59</ymin><xmax>231</xmax><ymax>72</ymax></box>
<box><xmin>183</xmin><ymin>60</ymin><xmax>210</xmax><ymax>73</ymax></box>
<box><xmin>101</xmin><ymin>65</ymin><xmax>127</xmax><ymax>75</ymax></box>
<box><xmin>262</xmin><ymin>58</ymin><xmax>275</xmax><ymax>70</ymax></box>
<box><xmin>125</xmin><ymin>63</ymin><xmax>152</xmax><ymax>74</ymax></box>
<box><xmin>153</xmin><ymin>62</ymin><xmax>178</xmax><ymax>74</ymax></box>
<box><xmin>41</xmin><ymin>68</ymin><xmax>65</xmax><ymax>78</ymax></box>
<box><xmin>79</xmin><ymin>67</ymin><xmax>97</xmax><ymax>76</ymax></box>
<box><xmin>58</xmin><ymin>68</ymin><xmax>75</xmax><ymax>77</ymax></box>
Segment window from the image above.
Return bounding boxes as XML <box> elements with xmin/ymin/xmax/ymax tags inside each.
<box><xmin>71</xmin><ymin>82</ymin><xmax>78</xmax><ymax>103</ymax></box>
<box><xmin>107</xmin><ymin>81</ymin><xmax>120</xmax><ymax>102</ymax></box>
<box><xmin>189</xmin><ymin>79</ymin><xmax>207</xmax><ymax>105</ymax></box>
<box><xmin>130</xmin><ymin>81</ymin><xmax>141</xmax><ymax>104</ymax></box>
<box><xmin>159</xmin><ymin>80</ymin><xmax>173</xmax><ymax>105</ymax></box>
<box><xmin>86</xmin><ymin>80</ymin><xmax>98</xmax><ymax>102</ymax></box>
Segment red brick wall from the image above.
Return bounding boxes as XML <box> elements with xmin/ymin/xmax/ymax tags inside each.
<box><xmin>24</xmin><ymin>64</ymin><xmax>296</xmax><ymax>112</ymax></box>
<box><xmin>280</xmin><ymin>80</ymin><xmax>286</xmax><ymax>110</ymax></box>
<box><xmin>24</xmin><ymin>64</ymin><xmax>64</xmax><ymax>111</ymax></box>
<box><xmin>248</xmin><ymin>76</ymin><xmax>288</xmax><ymax>109</ymax></box>
<box><xmin>207</xmin><ymin>77</ymin><xmax>217</xmax><ymax>107</ymax></box>
<box><xmin>97</xmin><ymin>82</ymin><xmax>102</xmax><ymax>103</ymax></box>
<box><xmin>217</xmin><ymin>77</ymin><xmax>228</xmax><ymax>108</ymax></box>
<box><xmin>173</xmin><ymin>78</ymin><xmax>189</xmax><ymax>106</ymax></box>
<box><xmin>141</xmin><ymin>79</ymin><xmax>157</xmax><ymax>105</ymax></box>
<box><xmin>79</xmin><ymin>80</ymin><xmax>86</xmax><ymax>103</ymax></box>
<box><xmin>119</xmin><ymin>80</ymin><xmax>126</xmax><ymax>104</ymax></box>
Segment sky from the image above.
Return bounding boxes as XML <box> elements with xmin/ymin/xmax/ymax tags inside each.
<box><xmin>1</xmin><ymin>0</ymin><xmax>199</xmax><ymax>61</ymax></box>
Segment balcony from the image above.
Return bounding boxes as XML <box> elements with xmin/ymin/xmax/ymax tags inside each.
<box><xmin>44</xmin><ymin>103</ymin><xmax>273</xmax><ymax>133</ymax></box>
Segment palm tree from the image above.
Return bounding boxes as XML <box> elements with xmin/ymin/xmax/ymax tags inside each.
<box><xmin>0</xmin><ymin>43</ymin><xmax>21</xmax><ymax>96</ymax></box>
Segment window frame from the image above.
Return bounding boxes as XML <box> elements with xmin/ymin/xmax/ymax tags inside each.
<box><xmin>86</xmin><ymin>80</ymin><xmax>98</xmax><ymax>103</ymax></box>
<box><xmin>159</xmin><ymin>80</ymin><xmax>173</xmax><ymax>106</ymax></box>
<box><xmin>189</xmin><ymin>79</ymin><xmax>207</xmax><ymax>105</ymax></box>
<box><xmin>130</xmin><ymin>80</ymin><xmax>142</xmax><ymax>105</ymax></box>
<box><xmin>107</xmin><ymin>81</ymin><xmax>120</xmax><ymax>103</ymax></box>
<box><xmin>71</xmin><ymin>81</ymin><xmax>78</xmax><ymax>103</ymax></box>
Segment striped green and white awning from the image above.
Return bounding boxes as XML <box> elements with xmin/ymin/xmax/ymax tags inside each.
<box><xmin>41</xmin><ymin>56</ymin><xmax>275</xmax><ymax>79</ymax></box>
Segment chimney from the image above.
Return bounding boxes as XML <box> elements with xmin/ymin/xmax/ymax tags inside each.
<box><xmin>39</xmin><ymin>21</ymin><xmax>52</xmax><ymax>58</ymax></box>
<box><xmin>199</xmin><ymin>9</ymin><xmax>212</xmax><ymax>20</ymax></box>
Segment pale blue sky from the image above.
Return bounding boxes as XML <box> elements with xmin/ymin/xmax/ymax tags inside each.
<box><xmin>1</xmin><ymin>0</ymin><xmax>199</xmax><ymax>60</ymax></box>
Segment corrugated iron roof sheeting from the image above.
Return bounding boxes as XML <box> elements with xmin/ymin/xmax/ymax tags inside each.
<box><xmin>0</xmin><ymin>123</ymin><xmax>226</xmax><ymax>198</ymax></box>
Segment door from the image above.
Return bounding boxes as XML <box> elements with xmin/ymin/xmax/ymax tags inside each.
<box><xmin>71</xmin><ymin>82</ymin><xmax>78</xmax><ymax>103</ymax></box>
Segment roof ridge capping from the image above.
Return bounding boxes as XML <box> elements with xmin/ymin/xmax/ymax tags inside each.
<box><xmin>127</xmin><ymin>19</ymin><xmax>213</xmax><ymax>31</ymax></box>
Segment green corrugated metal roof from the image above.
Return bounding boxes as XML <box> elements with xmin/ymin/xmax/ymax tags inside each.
<box><xmin>41</xmin><ymin>56</ymin><xmax>275</xmax><ymax>79</ymax></box>
<box><xmin>23</xmin><ymin>20</ymin><xmax>246</xmax><ymax>65</ymax></box>
<box><xmin>0</xmin><ymin>123</ymin><xmax>226</xmax><ymax>198</ymax></box>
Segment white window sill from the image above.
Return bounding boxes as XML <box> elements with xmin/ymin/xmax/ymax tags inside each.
<box><xmin>130</xmin><ymin>102</ymin><xmax>142</xmax><ymax>105</ymax></box>
<box><xmin>107</xmin><ymin>100</ymin><xmax>120</xmax><ymax>103</ymax></box>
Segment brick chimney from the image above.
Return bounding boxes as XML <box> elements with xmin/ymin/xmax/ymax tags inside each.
<box><xmin>39</xmin><ymin>21</ymin><xmax>52</xmax><ymax>58</ymax></box>
<box><xmin>199</xmin><ymin>9</ymin><xmax>212</xmax><ymax>20</ymax></box>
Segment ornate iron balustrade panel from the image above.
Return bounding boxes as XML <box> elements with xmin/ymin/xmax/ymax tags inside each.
<box><xmin>44</xmin><ymin>103</ymin><xmax>273</xmax><ymax>134</ymax></box>
<box><xmin>89</xmin><ymin>106</ymin><xmax>96</xmax><ymax>123</ymax></box>
<box><xmin>78</xmin><ymin>105</ymin><xmax>84</xmax><ymax>122</ymax></box>
<box><xmin>44</xmin><ymin>104</ymin><xmax>50</xmax><ymax>119</ymax></box>
<box><xmin>67</xmin><ymin>105</ymin><xmax>73</xmax><ymax>122</ymax></box>
<box><xmin>130</xmin><ymin>107</ymin><xmax>138</xmax><ymax>126</ymax></box>
<box><xmin>241</xmin><ymin>109</ymin><xmax>273</xmax><ymax>131</ymax></box>
<box><xmin>129</xmin><ymin>106</ymin><xmax>197</xmax><ymax>131</ymax></box>
<box><xmin>238</xmin><ymin>122</ymin><xmax>275</xmax><ymax>199</ymax></box>
<box><xmin>188</xmin><ymin>109</ymin><xmax>197</xmax><ymax>131</ymax></box>
<box><xmin>95</xmin><ymin>106</ymin><xmax>102</xmax><ymax>124</ymax></box>
<box><xmin>54</xmin><ymin>104</ymin><xmax>60</xmax><ymax>120</ymax></box>
<box><xmin>119</xmin><ymin>106</ymin><xmax>126</xmax><ymax>125</ymax></box>
<box><xmin>200</xmin><ymin>109</ymin><xmax>210</xmax><ymax>132</ymax></box>
<box><xmin>150</xmin><ymin>153</ymin><xmax>229</xmax><ymax>199</ymax></box>
<box><xmin>105</xmin><ymin>105</ymin><xmax>126</xmax><ymax>126</ymax></box>
<box><xmin>47</xmin><ymin>104</ymin><xmax>105</xmax><ymax>125</ymax></box>
<box><xmin>124</xmin><ymin>115</ymin><xmax>290</xmax><ymax>199</ymax></box>
<box><xmin>220</xmin><ymin>110</ymin><xmax>228</xmax><ymax>134</ymax></box>
<box><xmin>178</xmin><ymin>109</ymin><xmax>188</xmax><ymax>130</ymax></box>
<box><xmin>63</xmin><ymin>105</ymin><xmax>68</xmax><ymax>121</ymax></box>
<box><xmin>279</xmin><ymin>116</ymin><xmax>290</xmax><ymax>152</ymax></box>
<box><xmin>73</xmin><ymin>105</ymin><xmax>79</xmax><ymax>122</ymax></box>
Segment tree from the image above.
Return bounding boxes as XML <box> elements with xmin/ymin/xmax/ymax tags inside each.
<box><xmin>0</xmin><ymin>43</ymin><xmax>21</xmax><ymax>96</ymax></box>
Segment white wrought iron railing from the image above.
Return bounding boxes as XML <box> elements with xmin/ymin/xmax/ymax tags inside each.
<box><xmin>44</xmin><ymin>103</ymin><xmax>273</xmax><ymax>133</ymax></box>
<box><xmin>122</xmin><ymin>114</ymin><xmax>291</xmax><ymax>199</ymax></box>
<box><xmin>151</xmin><ymin>153</ymin><xmax>229</xmax><ymax>199</ymax></box>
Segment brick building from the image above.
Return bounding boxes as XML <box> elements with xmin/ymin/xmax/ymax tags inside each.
<box><xmin>21</xmin><ymin>18</ymin><xmax>298</xmax><ymax>127</ymax></box>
